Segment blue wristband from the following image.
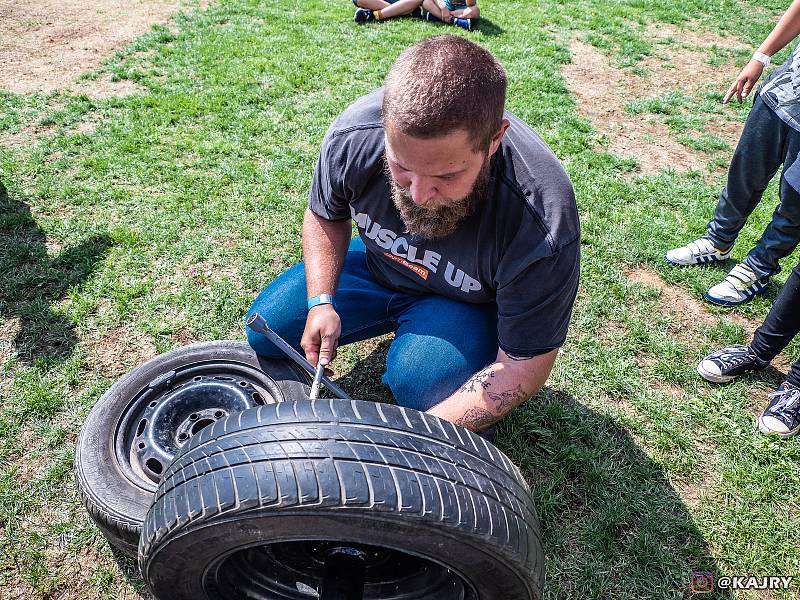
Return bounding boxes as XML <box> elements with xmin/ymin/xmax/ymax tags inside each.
<box><xmin>308</xmin><ymin>294</ymin><xmax>336</xmax><ymax>311</ymax></box>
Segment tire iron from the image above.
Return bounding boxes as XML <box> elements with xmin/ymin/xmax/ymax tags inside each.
<box><xmin>246</xmin><ymin>312</ymin><xmax>353</xmax><ymax>401</ymax></box>
<box><xmin>309</xmin><ymin>360</ymin><xmax>325</xmax><ymax>400</ymax></box>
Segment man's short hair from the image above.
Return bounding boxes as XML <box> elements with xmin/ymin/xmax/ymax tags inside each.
<box><xmin>383</xmin><ymin>35</ymin><xmax>508</xmax><ymax>151</ymax></box>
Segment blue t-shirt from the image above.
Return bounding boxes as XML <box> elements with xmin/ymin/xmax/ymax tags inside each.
<box><xmin>309</xmin><ymin>89</ymin><xmax>580</xmax><ymax>358</ymax></box>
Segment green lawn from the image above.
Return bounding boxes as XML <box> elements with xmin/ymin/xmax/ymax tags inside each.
<box><xmin>1</xmin><ymin>0</ymin><xmax>800</xmax><ymax>598</ymax></box>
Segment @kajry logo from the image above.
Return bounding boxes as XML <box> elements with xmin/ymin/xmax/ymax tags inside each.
<box><xmin>692</xmin><ymin>572</ymin><xmax>715</xmax><ymax>593</ymax></box>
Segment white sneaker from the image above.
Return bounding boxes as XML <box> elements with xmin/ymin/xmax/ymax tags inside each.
<box><xmin>665</xmin><ymin>237</ymin><xmax>732</xmax><ymax>266</ymax></box>
<box><xmin>703</xmin><ymin>262</ymin><xmax>769</xmax><ymax>306</ymax></box>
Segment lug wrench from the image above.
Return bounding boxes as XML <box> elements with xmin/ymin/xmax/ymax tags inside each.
<box><xmin>246</xmin><ymin>312</ymin><xmax>353</xmax><ymax>401</ymax></box>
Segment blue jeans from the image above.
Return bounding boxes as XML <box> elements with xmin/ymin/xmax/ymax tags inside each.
<box><xmin>707</xmin><ymin>94</ymin><xmax>800</xmax><ymax>278</ymax></box>
<box><xmin>246</xmin><ymin>238</ymin><xmax>498</xmax><ymax>411</ymax></box>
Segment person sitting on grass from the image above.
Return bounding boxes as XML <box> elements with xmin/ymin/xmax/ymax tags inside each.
<box><xmin>666</xmin><ymin>0</ymin><xmax>800</xmax><ymax>306</ymax></box>
<box><xmin>353</xmin><ymin>0</ymin><xmax>423</xmax><ymax>23</ymax></box>
<box><xmin>697</xmin><ymin>261</ymin><xmax>800</xmax><ymax>437</ymax></box>
<box><xmin>422</xmin><ymin>0</ymin><xmax>477</xmax><ymax>31</ymax></box>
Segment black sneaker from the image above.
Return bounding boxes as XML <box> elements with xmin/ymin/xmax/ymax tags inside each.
<box><xmin>758</xmin><ymin>382</ymin><xmax>800</xmax><ymax>437</ymax></box>
<box><xmin>409</xmin><ymin>6</ymin><xmax>423</xmax><ymax>18</ymax></box>
<box><xmin>354</xmin><ymin>7</ymin><xmax>374</xmax><ymax>22</ymax></box>
<box><xmin>697</xmin><ymin>344</ymin><xmax>768</xmax><ymax>383</ymax></box>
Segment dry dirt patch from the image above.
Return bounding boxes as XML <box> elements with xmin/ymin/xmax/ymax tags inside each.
<box><xmin>625</xmin><ymin>266</ymin><xmax>792</xmax><ymax>373</ymax></box>
<box><xmin>83</xmin><ymin>324</ymin><xmax>158</xmax><ymax>379</ymax></box>
<box><xmin>562</xmin><ymin>25</ymin><xmax>746</xmax><ymax>174</ymax></box>
<box><xmin>0</xmin><ymin>0</ymin><xmax>203</xmax><ymax>96</ymax></box>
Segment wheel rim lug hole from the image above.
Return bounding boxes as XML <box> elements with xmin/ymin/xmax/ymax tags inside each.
<box><xmin>178</xmin><ymin>433</ymin><xmax>189</xmax><ymax>441</ymax></box>
<box><xmin>189</xmin><ymin>413</ymin><xmax>199</xmax><ymax>421</ymax></box>
<box><xmin>214</xmin><ymin>411</ymin><xmax>225</xmax><ymax>419</ymax></box>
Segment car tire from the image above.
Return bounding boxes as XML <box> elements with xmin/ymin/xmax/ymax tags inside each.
<box><xmin>140</xmin><ymin>399</ymin><xmax>543</xmax><ymax>600</ymax></box>
<box><xmin>75</xmin><ymin>341</ymin><xmax>311</xmax><ymax>557</ymax></box>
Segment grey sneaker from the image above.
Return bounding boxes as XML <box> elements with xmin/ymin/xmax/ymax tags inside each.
<box><xmin>704</xmin><ymin>262</ymin><xmax>769</xmax><ymax>306</ymax></box>
<box><xmin>665</xmin><ymin>237</ymin><xmax>731</xmax><ymax>266</ymax></box>
<box><xmin>697</xmin><ymin>344</ymin><xmax>768</xmax><ymax>383</ymax></box>
<box><xmin>758</xmin><ymin>382</ymin><xmax>800</xmax><ymax>437</ymax></box>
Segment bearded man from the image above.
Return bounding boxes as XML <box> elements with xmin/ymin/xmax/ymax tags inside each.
<box><xmin>246</xmin><ymin>35</ymin><xmax>580</xmax><ymax>435</ymax></box>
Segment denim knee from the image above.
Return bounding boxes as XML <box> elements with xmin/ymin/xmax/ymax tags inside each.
<box><xmin>245</xmin><ymin>263</ymin><xmax>308</xmax><ymax>358</ymax></box>
<box><xmin>382</xmin><ymin>334</ymin><xmax>495</xmax><ymax>412</ymax></box>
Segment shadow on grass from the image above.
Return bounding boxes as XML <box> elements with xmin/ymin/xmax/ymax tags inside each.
<box><xmin>420</xmin><ymin>16</ymin><xmax>504</xmax><ymax>37</ymax></box>
<box><xmin>499</xmin><ymin>388</ymin><xmax>729</xmax><ymax>600</ymax></box>
<box><xmin>474</xmin><ymin>17</ymin><xmax>504</xmax><ymax>36</ymax></box>
<box><xmin>333</xmin><ymin>337</ymin><xmax>395</xmax><ymax>403</ymax></box>
<box><xmin>108</xmin><ymin>547</ymin><xmax>154</xmax><ymax>599</ymax></box>
<box><xmin>0</xmin><ymin>180</ymin><xmax>112</xmax><ymax>364</ymax></box>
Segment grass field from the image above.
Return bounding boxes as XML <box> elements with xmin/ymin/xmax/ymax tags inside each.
<box><xmin>2</xmin><ymin>0</ymin><xmax>800</xmax><ymax>598</ymax></box>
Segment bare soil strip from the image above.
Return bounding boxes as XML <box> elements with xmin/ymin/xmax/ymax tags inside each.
<box><xmin>562</xmin><ymin>25</ymin><xmax>746</xmax><ymax>174</ymax></box>
<box><xmin>0</xmin><ymin>0</ymin><xmax>200</xmax><ymax>95</ymax></box>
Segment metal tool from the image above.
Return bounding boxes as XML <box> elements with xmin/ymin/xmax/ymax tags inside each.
<box><xmin>246</xmin><ymin>312</ymin><xmax>353</xmax><ymax>400</ymax></box>
<box><xmin>309</xmin><ymin>360</ymin><xmax>325</xmax><ymax>400</ymax></box>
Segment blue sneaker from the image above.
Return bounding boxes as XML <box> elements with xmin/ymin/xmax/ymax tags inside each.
<box><xmin>703</xmin><ymin>262</ymin><xmax>770</xmax><ymax>306</ymax></box>
<box><xmin>354</xmin><ymin>7</ymin><xmax>374</xmax><ymax>22</ymax></box>
<box><xmin>450</xmin><ymin>16</ymin><xmax>471</xmax><ymax>30</ymax></box>
<box><xmin>425</xmin><ymin>10</ymin><xmax>442</xmax><ymax>22</ymax></box>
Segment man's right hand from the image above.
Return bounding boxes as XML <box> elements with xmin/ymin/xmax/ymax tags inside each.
<box><xmin>301</xmin><ymin>304</ymin><xmax>341</xmax><ymax>367</ymax></box>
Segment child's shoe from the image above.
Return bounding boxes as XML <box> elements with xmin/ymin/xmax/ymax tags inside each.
<box><xmin>665</xmin><ymin>237</ymin><xmax>731</xmax><ymax>266</ymax></box>
<box><xmin>697</xmin><ymin>344</ymin><xmax>768</xmax><ymax>383</ymax></box>
<box><xmin>450</xmin><ymin>17</ymin><xmax>471</xmax><ymax>30</ymax></box>
<box><xmin>409</xmin><ymin>6</ymin><xmax>423</xmax><ymax>17</ymax></box>
<box><xmin>354</xmin><ymin>7</ymin><xmax>374</xmax><ymax>22</ymax></box>
<box><xmin>704</xmin><ymin>262</ymin><xmax>770</xmax><ymax>306</ymax></box>
<box><xmin>425</xmin><ymin>10</ymin><xmax>442</xmax><ymax>21</ymax></box>
<box><xmin>758</xmin><ymin>382</ymin><xmax>800</xmax><ymax>437</ymax></box>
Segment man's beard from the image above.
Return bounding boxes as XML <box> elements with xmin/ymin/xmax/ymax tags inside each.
<box><xmin>385</xmin><ymin>157</ymin><xmax>491</xmax><ymax>240</ymax></box>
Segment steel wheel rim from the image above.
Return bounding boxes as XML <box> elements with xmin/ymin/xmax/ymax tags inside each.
<box><xmin>115</xmin><ymin>359</ymin><xmax>284</xmax><ymax>489</ymax></box>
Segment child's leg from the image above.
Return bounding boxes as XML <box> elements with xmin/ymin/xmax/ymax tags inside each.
<box><xmin>706</xmin><ymin>95</ymin><xmax>789</xmax><ymax>263</ymax></box>
<box><xmin>450</xmin><ymin>4</ymin><xmax>479</xmax><ymax>18</ymax></box>
<box><xmin>355</xmin><ymin>0</ymin><xmax>390</xmax><ymax>9</ymax></box>
<box><xmin>375</xmin><ymin>0</ymin><xmax>422</xmax><ymax>18</ymax></box>
<box><xmin>743</xmin><ymin>127</ymin><xmax>800</xmax><ymax>278</ymax></box>
<box><xmin>750</xmin><ymin>262</ymin><xmax>800</xmax><ymax>368</ymax></box>
<box><xmin>422</xmin><ymin>0</ymin><xmax>444</xmax><ymax>19</ymax></box>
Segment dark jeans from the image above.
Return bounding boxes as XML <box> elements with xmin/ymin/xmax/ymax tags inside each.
<box><xmin>706</xmin><ymin>94</ymin><xmax>800</xmax><ymax>278</ymax></box>
<box><xmin>750</xmin><ymin>262</ymin><xmax>800</xmax><ymax>386</ymax></box>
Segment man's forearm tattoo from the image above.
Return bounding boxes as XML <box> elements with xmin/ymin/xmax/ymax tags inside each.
<box><xmin>487</xmin><ymin>384</ymin><xmax>529</xmax><ymax>412</ymax></box>
<box><xmin>458</xmin><ymin>367</ymin><xmax>495</xmax><ymax>394</ymax></box>
<box><xmin>455</xmin><ymin>407</ymin><xmax>498</xmax><ymax>431</ymax></box>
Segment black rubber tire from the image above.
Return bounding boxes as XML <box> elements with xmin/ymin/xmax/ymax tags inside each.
<box><xmin>140</xmin><ymin>399</ymin><xmax>544</xmax><ymax>600</ymax></box>
<box><xmin>75</xmin><ymin>341</ymin><xmax>311</xmax><ymax>557</ymax></box>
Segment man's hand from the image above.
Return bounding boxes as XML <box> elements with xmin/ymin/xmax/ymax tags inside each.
<box><xmin>436</xmin><ymin>0</ymin><xmax>450</xmax><ymax>21</ymax></box>
<box><xmin>723</xmin><ymin>60</ymin><xmax>766</xmax><ymax>104</ymax></box>
<box><xmin>301</xmin><ymin>304</ymin><xmax>341</xmax><ymax>367</ymax></box>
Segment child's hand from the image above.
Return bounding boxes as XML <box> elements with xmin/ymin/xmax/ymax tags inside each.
<box><xmin>437</xmin><ymin>0</ymin><xmax>450</xmax><ymax>20</ymax></box>
<box><xmin>723</xmin><ymin>60</ymin><xmax>765</xmax><ymax>104</ymax></box>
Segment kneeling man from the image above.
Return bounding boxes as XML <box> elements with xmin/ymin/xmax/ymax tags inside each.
<box><xmin>247</xmin><ymin>35</ymin><xmax>580</xmax><ymax>434</ymax></box>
